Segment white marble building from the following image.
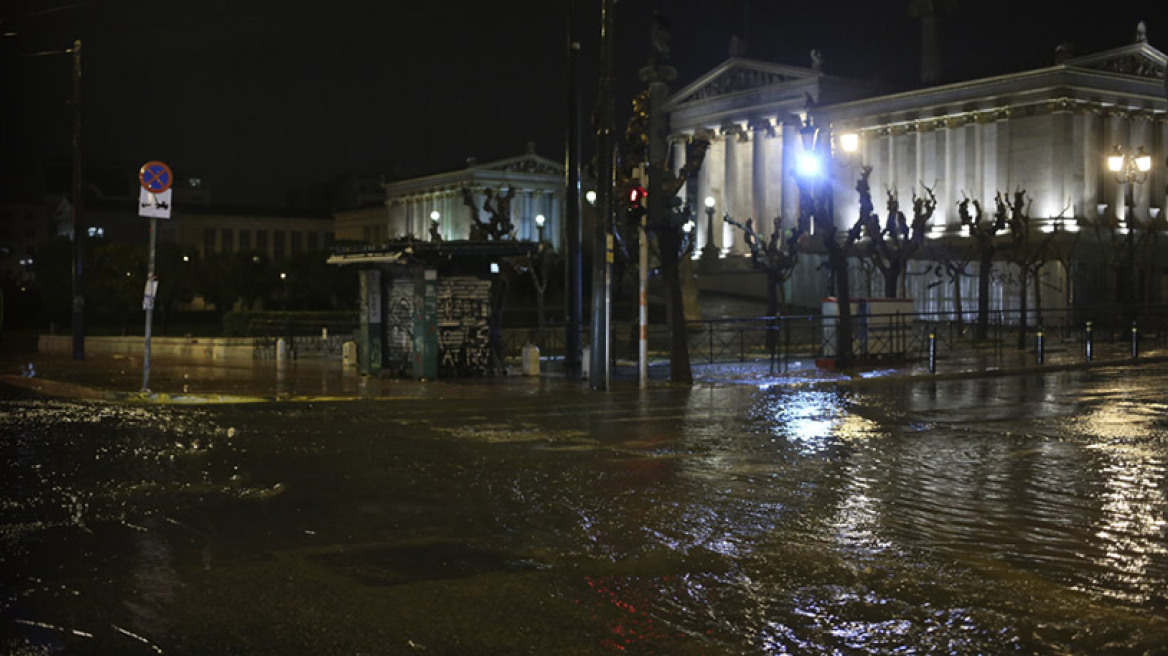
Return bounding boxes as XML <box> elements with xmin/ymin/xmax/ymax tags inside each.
<box><xmin>335</xmin><ymin>146</ymin><xmax>565</xmax><ymax>250</ymax></box>
<box><xmin>667</xmin><ymin>30</ymin><xmax>1168</xmax><ymax>313</ymax></box>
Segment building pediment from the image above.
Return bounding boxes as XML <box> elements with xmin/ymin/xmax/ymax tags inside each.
<box><xmin>1065</xmin><ymin>43</ymin><xmax>1167</xmax><ymax>81</ymax></box>
<box><xmin>670</xmin><ymin>58</ymin><xmax>820</xmax><ymax>106</ymax></box>
<box><xmin>471</xmin><ymin>154</ymin><xmax>564</xmax><ymax>177</ymax></box>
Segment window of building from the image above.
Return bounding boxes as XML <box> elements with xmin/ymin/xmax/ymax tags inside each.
<box><xmin>291</xmin><ymin>231</ymin><xmax>302</xmax><ymax>252</ymax></box>
<box><xmin>257</xmin><ymin>230</ymin><xmax>269</xmax><ymax>255</ymax></box>
<box><xmin>274</xmin><ymin>231</ymin><xmax>285</xmax><ymax>260</ymax></box>
<box><xmin>221</xmin><ymin>229</ymin><xmax>234</xmax><ymax>253</ymax></box>
<box><xmin>239</xmin><ymin>229</ymin><xmax>251</xmax><ymax>251</ymax></box>
<box><xmin>307</xmin><ymin>231</ymin><xmax>319</xmax><ymax>250</ymax></box>
<box><xmin>204</xmin><ymin>228</ymin><xmax>216</xmax><ymax>254</ymax></box>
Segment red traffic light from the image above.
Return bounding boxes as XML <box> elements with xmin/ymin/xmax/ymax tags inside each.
<box><xmin>628</xmin><ymin>186</ymin><xmax>647</xmax><ymax>204</ymax></box>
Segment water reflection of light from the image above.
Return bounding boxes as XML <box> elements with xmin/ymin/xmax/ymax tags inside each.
<box><xmin>1069</xmin><ymin>395</ymin><xmax>1168</xmax><ymax>603</ymax></box>
<box><xmin>765</xmin><ymin>389</ymin><xmax>881</xmax><ymax>454</ymax></box>
<box><xmin>1086</xmin><ymin>442</ymin><xmax>1167</xmax><ymax>603</ymax></box>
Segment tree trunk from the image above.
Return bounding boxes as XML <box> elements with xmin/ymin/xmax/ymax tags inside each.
<box><xmin>766</xmin><ymin>270</ymin><xmax>779</xmax><ymax>355</ymax></box>
<box><xmin>1016</xmin><ymin>268</ymin><xmax>1028</xmax><ymax>350</ymax></box>
<box><xmin>952</xmin><ymin>270</ymin><xmax>963</xmax><ymax>324</ymax></box>
<box><xmin>976</xmin><ymin>249</ymin><xmax>993</xmax><ymax>340</ymax></box>
<box><xmin>659</xmin><ymin>230</ymin><xmax>692</xmax><ymax>384</ymax></box>
<box><xmin>883</xmin><ymin>263</ymin><xmax>900</xmax><ymax>298</ymax></box>
<box><xmin>833</xmin><ymin>250</ymin><xmax>855</xmax><ymax>365</ymax></box>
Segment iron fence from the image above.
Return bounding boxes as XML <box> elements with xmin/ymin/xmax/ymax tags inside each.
<box><xmin>502</xmin><ymin>304</ymin><xmax>1168</xmax><ymax>370</ymax></box>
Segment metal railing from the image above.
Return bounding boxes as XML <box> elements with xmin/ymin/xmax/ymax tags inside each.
<box><xmin>502</xmin><ymin>305</ymin><xmax>1168</xmax><ymax>370</ymax></box>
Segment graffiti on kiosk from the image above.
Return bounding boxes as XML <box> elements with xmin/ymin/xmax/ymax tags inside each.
<box><xmin>436</xmin><ymin>278</ymin><xmax>492</xmax><ymax>377</ymax></box>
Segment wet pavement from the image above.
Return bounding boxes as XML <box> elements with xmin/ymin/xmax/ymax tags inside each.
<box><xmin>3</xmin><ymin>342</ymin><xmax>1168</xmax><ymax>654</ymax></box>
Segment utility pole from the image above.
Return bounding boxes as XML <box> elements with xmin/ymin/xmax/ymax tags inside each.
<box><xmin>590</xmin><ymin>0</ymin><xmax>616</xmax><ymax>390</ymax></box>
<box><xmin>564</xmin><ymin>0</ymin><xmax>583</xmax><ymax>381</ymax></box>
<box><xmin>70</xmin><ymin>38</ymin><xmax>85</xmax><ymax>360</ymax></box>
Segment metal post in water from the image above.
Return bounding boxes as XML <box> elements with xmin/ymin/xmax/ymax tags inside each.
<box><xmin>1131</xmin><ymin>320</ymin><xmax>1139</xmax><ymax>359</ymax></box>
<box><xmin>928</xmin><ymin>328</ymin><xmax>937</xmax><ymax>374</ymax></box>
<box><xmin>1036</xmin><ymin>325</ymin><xmax>1045</xmax><ymax>364</ymax></box>
<box><xmin>1085</xmin><ymin>321</ymin><xmax>1093</xmax><ymax>362</ymax></box>
<box><xmin>141</xmin><ymin>215</ymin><xmax>157</xmax><ymax>393</ymax></box>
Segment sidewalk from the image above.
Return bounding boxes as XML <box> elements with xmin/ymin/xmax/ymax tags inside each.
<box><xmin>0</xmin><ymin>338</ymin><xmax>1163</xmax><ymax>403</ymax></box>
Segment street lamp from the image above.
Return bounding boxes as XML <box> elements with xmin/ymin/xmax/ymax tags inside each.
<box><xmin>1107</xmin><ymin>145</ymin><xmax>1153</xmax><ymax>321</ymax></box>
<box><xmin>1108</xmin><ymin>146</ymin><xmax>1152</xmax><ymax>224</ymax></box>
<box><xmin>585</xmin><ymin>190</ymin><xmax>597</xmax><ymax>205</ymax></box>
<box><xmin>535</xmin><ymin>213</ymin><xmax>546</xmax><ymax>242</ymax></box>
<box><xmin>701</xmin><ymin>195</ymin><xmax>718</xmax><ymax>263</ymax></box>
<box><xmin>429</xmin><ymin>210</ymin><xmax>442</xmax><ymax>241</ymax></box>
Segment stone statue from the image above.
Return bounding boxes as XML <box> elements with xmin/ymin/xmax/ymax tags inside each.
<box><xmin>1136</xmin><ymin>21</ymin><xmax>1148</xmax><ymax>43</ymax></box>
<box><xmin>729</xmin><ymin>35</ymin><xmax>747</xmax><ymax>58</ymax></box>
<box><xmin>651</xmin><ymin>11</ymin><xmax>670</xmax><ymax>62</ymax></box>
<box><xmin>810</xmin><ymin>49</ymin><xmax>825</xmax><ymax>73</ymax></box>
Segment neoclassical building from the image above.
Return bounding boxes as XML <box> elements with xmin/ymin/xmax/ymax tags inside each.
<box><xmin>335</xmin><ymin>145</ymin><xmax>565</xmax><ymax>249</ymax></box>
<box><xmin>667</xmin><ymin>29</ymin><xmax>1168</xmax><ymax>313</ymax></box>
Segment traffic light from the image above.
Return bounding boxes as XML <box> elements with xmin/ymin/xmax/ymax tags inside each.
<box><xmin>625</xmin><ymin>185</ymin><xmax>647</xmax><ymax>224</ymax></box>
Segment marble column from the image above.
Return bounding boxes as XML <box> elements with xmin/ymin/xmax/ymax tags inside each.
<box><xmin>750</xmin><ymin>119</ymin><xmax>772</xmax><ymax>237</ymax></box>
<box><xmin>722</xmin><ymin>124</ymin><xmax>743</xmax><ymax>254</ymax></box>
<box><xmin>780</xmin><ymin>118</ymin><xmax>800</xmax><ymax>232</ymax></box>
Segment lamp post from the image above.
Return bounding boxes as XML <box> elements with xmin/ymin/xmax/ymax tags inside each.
<box><xmin>429</xmin><ymin>210</ymin><xmax>441</xmax><ymax>241</ymax></box>
<box><xmin>535</xmin><ymin>213</ymin><xmax>546</xmax><ymax>242</ymax></box>
<box><xmin>1107</xmin><ymin>145</ymin><xmax>1152</xmax><ymax>320</ymax></box>
<box><xmin>700</xmin><ymin>195</ymin><xmax>718</xmax><ymax>263</ymax></box>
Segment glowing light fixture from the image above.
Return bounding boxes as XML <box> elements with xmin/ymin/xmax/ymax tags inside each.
<box><xmin>797</xmin><ymin>152</ymin><xmax>821</xmax><ymax>177</ymax></box>
<box><xmin>839</xmin><ymin>132</ymin><xmax>859</xmax><ymax>153</ymax></box>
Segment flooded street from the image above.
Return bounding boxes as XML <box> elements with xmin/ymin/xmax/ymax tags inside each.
<box><xmin>3</xmin><ymin>365</ymin><xmax>1168</xmax><ymax>654</ymax></box>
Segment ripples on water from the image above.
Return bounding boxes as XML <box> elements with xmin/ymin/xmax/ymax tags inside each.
<box><xmin>4</xmin><ymin>367</ymin><xmax>1168</xmax><ymax>654</ymax></box>
<box><xmin>644</xmin><ymin>370</ymin><xmax>1168</xmax><ymax>653</ymax></box>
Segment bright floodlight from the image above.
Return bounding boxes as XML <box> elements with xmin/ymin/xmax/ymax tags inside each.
<box><xmin>704</xmin><ymin>196</ymin><xmax>715</xmax><ymax>209</ymax></box>
<box><xmin>585</xmin><ymin>190</ymin><xmax>597</xmax><ymax>205</ymax></box>
<box><xmin>797</xmin><ymin>152</ymin><xmax>822</xmax><ymax>177</ymax></box>
<box><xmin>535</xmin><ymin>214</ymin><xmax>546</xmax><ymax>227</ymax></box>
<box><xmin>1135</xmin><ymin>147</ymin><xmax>1152</xmax><ymax>173</ymax></box>
<box><xmin>839</xmin><ymin>132</ymin><xmax>859</xmax><ymax>153</ymax></box>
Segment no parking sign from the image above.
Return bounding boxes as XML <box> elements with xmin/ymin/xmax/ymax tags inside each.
<box><xmin>138</xmin><ymin>160</ymin><xmax>173</xmax><ymax>219</ymax></box>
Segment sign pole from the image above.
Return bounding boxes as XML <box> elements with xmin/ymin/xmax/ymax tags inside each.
<box><xmin>142</xmin><ymin>215</ymin><xmax>157</xmax><ymax>392</ymax></box>
<box><xmin>136</xmin><ymin>160</ymin><xmax>173</xmax><ymax>394</ymax></box>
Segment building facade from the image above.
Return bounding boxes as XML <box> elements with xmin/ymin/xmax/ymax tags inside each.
<box><xmin>666</xmin><ymin>32</ymin><xmax>1168</xmax><ymax>314</ymax></box>
<box><xmin>335</xmin><ymin>147</ymin><xmax>566</xmax><ymax>250</ymax></box>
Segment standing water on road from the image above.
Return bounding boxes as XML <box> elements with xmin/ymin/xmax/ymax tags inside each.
<box><xmin>2</xmin><ymin>364</ymin><xmax>1167</xmax><ymax>654</ymax></box>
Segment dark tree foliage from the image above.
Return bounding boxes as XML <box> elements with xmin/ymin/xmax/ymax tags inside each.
<box><xmin>723</xmin><ymin>215</ymin><xmax>806</xmax><ymax>316</ymax></box>
<box><xmin>855</xmin><ymin>166</ymin><xmax>936</xmax><ymax>298</ymax></box>
<box><xmin>958</xmin><ymin>194</ymin><xmax>1006</xmax><ymax>339</ymax></box>
<box><xmin>996</xmin><ymin>188</ymin><xmax>1056</xmax><ymax>348</ymax></box>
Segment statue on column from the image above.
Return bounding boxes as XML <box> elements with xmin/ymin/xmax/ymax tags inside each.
<box><xmin>650</xmin><ymin>11</ymin><xmax>670</xmax><ymax>64</ymax></box>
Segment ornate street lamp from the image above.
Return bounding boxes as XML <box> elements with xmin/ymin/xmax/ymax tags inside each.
<box><xmin>429</xmin><ymin>210</ymin><xmax>442</xmax><ymax>241</ymax></box>
<box><xmin>535</xmin><ymin>213</ymin><xmax>546</xmax><ymax>242</ymax></box>
<box><xmin>1107</xmin><ymin>145</ymin><xmax>1154</xmax><ymax>322</ymax></box>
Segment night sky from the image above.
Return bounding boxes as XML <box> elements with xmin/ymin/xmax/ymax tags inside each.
<box><xmin>0</xmin><ymin>0</ymin><xmax>1158</xmax><ymax>207</ymax></box>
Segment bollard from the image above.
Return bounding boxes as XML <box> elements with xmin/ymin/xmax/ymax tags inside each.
<box><xmin>1131</xmin><ymin>320</ymin><xmax>1139</xmax><ymax>359</ymax></box>
<box><xmin>276</xmin><ymin>337</ymin><xmax>288</xmax><ymax>364</ymax></box>
<box><xmin>521</xmin><ymin>343</ymin><xmax>540</xmax><ymax>376</ymax></box>
<box><xmin>342</xmin><ymin>340</ymin><xmax>358</xmax><ymax>367</ymax></box>
<box><xmin>1036</xmin><ymin>326</ymin><xmax>1045</xmax><ymax>364</ymax></box>
<box><xmin>928</xmin><ymin>329</ymin><xmax>937</xmax><ymax>374</ymax></box>
<box><xmin>1085</xmin><ymin>321</ymin><xmax>1093</xmax><ymax>362</ymax></box>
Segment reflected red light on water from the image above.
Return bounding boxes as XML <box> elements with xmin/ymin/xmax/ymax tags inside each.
<box><xmin>584</xmin><ymin>574</ymin><xmax>693</xmax><ymax>652</ymax></box>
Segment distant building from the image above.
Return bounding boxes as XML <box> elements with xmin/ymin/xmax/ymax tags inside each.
<box><xmin>335</xmin><ymin>146</ymin><xmax>565</xmax><ymax>250</ymax></box>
